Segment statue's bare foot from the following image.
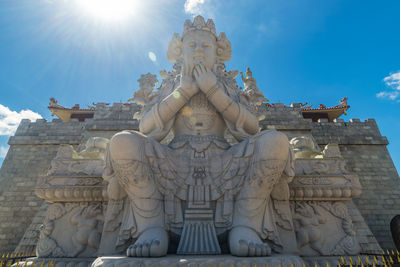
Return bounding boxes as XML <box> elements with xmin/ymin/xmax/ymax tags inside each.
<box><xmin>229</xmin><ymin>227</ymin><xmax>271</xmax><ymax>257</ymax></box>
<box><xmin>126</xmin><ymin>227</ymin><xmax>168</xmax><ymax>257</ymax></box>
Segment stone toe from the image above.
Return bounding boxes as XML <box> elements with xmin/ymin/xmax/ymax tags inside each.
<box><xmin>141</xmin><ymin>242</ymin><xmax>150</xmax><ymax>257</ymax></box>
<box><xmin>235</xmin><ymin>240</ymin><xmax>271</xmax><ymax>257</ymax></box>
<box><xmin>255</xmin><ymin>244</ymin><xmax>263</xmax><ymax>256</ymax></box>
<box><xmin>248</xmin><ymin>242</ymin><xmax>256</xmax><ymax>256</ymax></box>
<box><xmin>263</xmin><ymin>243</ymin><xmax>271</xmax><ymax>255</ymax></box>
<box><xmin>136</xmin><ymin>244</ymin><xmax>142</xmax><ymax>257</ymax></box>
<box><xmin>233</xmin><ymin>239</ymin><xmax>250</xmax><ymax>256</ymax></box>
<box><xmin>127</xmin><ymin>245</ymin><xmax>137</xmax><ymax>257</ymax></box>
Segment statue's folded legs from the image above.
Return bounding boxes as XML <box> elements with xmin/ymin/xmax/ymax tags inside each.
<box><xmin>108</xmin><ymin>131</ymin><xmax>169</xmax><ymax>257</ymax></box>
<box><xmin>229</xmin><ymin>130</ymin><xmax>291</xmax><ymax>257</ymax></box>
<box><xmin>107</xmin><ymin>129</ymin><xmax>292</xmax><ymax>257</ymax></box>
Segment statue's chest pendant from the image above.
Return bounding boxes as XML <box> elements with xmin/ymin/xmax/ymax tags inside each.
<box><xmin>181</xmin><ymin>93</ymin><xmax>217</xmax><ymax>131</ymax></box>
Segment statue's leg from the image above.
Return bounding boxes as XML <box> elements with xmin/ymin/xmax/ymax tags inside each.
<box><xmin>109</xmin><ymin>131</ymin><xmax>168</xmax><ymax>257</ymax></box>
<box><xmin>229</xmin><ymin>130</ymin><xmax>290</xmax><ymax>257</ymax></box>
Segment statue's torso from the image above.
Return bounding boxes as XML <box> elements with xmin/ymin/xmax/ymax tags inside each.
<box><xmin>173</xmin><ymin>92</ymin><xmax>226</xmax><ymax>138</ymax></box>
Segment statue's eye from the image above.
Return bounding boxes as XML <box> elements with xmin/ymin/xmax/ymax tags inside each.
<box><xmin>202</xmin><ymin>42</ymin><xmax>210</xmax><ymax>48</ymax></box>
<box><xmin>188</xmin><ymin>42</ymin><xmax>196</xmax><ymax>48</ymax></box>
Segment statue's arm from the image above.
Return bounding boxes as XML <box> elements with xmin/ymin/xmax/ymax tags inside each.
<box><xmin>194</xmin><ymin>65</ymin><xmax>259</xmax><ymax>135</ymax></box>
<box><xmin>209</xmin><ymin>84</ymin><xmax>259</xmax><ymax>134</ymax></box>
<box><xmin>139</xmin><ymin>87</ymin><xmax>192</xmax><ymax>135</ymax></box>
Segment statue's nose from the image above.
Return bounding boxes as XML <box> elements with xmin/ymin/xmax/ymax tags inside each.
<box><xmin>194</xmin><ymin>46</ymin><xmax>203</xmax><ymax>53</ymax></box>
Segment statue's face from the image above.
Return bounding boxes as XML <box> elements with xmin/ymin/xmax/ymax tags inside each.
<box><xmin>182</xmin><ymin>31</ymin><xmax>216</xmax><ymax>70</ymax></box>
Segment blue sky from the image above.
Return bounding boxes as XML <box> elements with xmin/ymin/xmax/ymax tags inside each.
<box><xmin>0</xmin><ymin>0</ymin><xmax>399</xmax><ymax>172</ymax></box>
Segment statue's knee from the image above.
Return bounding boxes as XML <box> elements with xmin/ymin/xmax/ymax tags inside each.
<box><xmin>109</xmin><ymin>131</ymin><xmax>145</xmax><ymax>161</ymax></box>
<box><xmin>256</xmin><ymin>130</ymin><xmax>289</xmax><ymax>161</ymax></box>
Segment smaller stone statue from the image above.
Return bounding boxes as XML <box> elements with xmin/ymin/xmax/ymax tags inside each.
<box><xmin>293</xmin><ymin>202</ymin><xmax>326</xmax><ymax>255</ymax></box>
<box><xmin>73</xmin><ymin>137</ymin><xmax>109</xmax><ymax>160</ymax></box>
<box><xmin>129</xmin><ymin>73</ymin><xmax>160</xmax><ymax>120</ymax></box>
<box><xmin>290</xmin><ymin>136</ymin><xmax>323</xmax><ymax>159</ymax></box>
<box><xmin>70</xmin><ymin>204</ymin><xmax>103</xmax><ymax>257</ymax></box>
<box><xmin>240</xmin><ymin>67</ymin><xmax>268</xmax><ymax>106</ymax></box>
<box><xmin>128</xmin><ymin>73</ymin><xmax>159</xmax><ymax>106</ymax></box>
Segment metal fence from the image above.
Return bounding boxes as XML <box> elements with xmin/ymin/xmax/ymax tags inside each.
<box><xmin>0</xmin><ymin>251</ymin><xmax>36</xmax><ymax>267</ymax></box>
<box><xmin>0</xmin><ymin>250</ymin><xmax>400</xmax><ymax>267</ymax></box>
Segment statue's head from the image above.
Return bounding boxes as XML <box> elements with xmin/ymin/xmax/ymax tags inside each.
<box><xmin>167</xmin><ymin>16</ymin><xmax>232</xmax><ymax>70</ymax></box>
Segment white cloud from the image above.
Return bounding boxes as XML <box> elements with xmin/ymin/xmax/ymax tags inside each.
<box><xmin>184</xmin><ymin>0</ymin><xmax>206</xmax><ymax>15</ymax></box>
<box><xmin>384</xmin><ymin>71</ymin><xmax>400</xmax><ymax>90</ymax></box>
<box><xmin>377</xmin><ymin>71</ymin><xmax>400</xmax><ymax>102</ymax></box>
<box><xmin>183</xmin><ymin>0</ymin><xmax>218</xmax><ymax>21</ymax></box>
<box><xmin>0</xmin><ymin>145</ymin><xmax>9</xmax><ymax>159</ymax></box>
<box><xmin>0</xmin><ymin>104</ymin><xmax>42</xmax><ymax>136</ymax></box>
<box><xmin>376</xmin><ymin>91</ymin><xmax>399</xmax><ymax>100</ymax></box>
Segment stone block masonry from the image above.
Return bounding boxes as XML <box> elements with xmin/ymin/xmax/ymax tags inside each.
<box><xmin>0</xmin><ymin>119</ymin><xmax>86</xmax><ymax>252</ymax></box>
<box><xmin>0</xmin><ymin>104</ymin><xmax>139</xmax><ymax>252</ymax></box>
<box><xmin>311</xmin><ymin>118</ymin><xmax>400</xmax><ymax>250</ymax></box>
<box><xmin>340</xmin><ymin>144</ymin><xmax>400</xmax><ymax>250</ymax></box>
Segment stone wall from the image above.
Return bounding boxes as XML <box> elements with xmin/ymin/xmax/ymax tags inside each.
<box><xmin>0</xmin><ymin>103</ymin><xmax>139</xmax><ymax>253</ymax></box>
<box><xmin>259</xmin><ymin>108</ymin><xmax>399</xmax><ymax>249</ymax></box>
<box><xmin>0</xmin><ymin>119</ymin><xmax>85</xmax><ymax>252</ymax></box>
<box><xmin>341</xmin><ymin>144</ymin><xmax>400</xmax><ymax>250</ymax></box>
<box><xmin>81</xmin><ymin>103</ymin><xmax>140</xmax><ymax>145</ymax></box>
<box><xmin>311</xmin><ymin>118</ymin><xmax>400</xmax><ymax>249</ymax></box>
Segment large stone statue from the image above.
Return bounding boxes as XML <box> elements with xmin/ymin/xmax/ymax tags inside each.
<box><xmin>102</xmin><ymin>15</ymin><xmax>295</xmax><ymax>257</ymax></box>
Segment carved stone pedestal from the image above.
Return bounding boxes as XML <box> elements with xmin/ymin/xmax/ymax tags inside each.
<box><xmin>91</xmin><ymin>255</ymin><xmax>305</xmax><ymax>267</ymax></box>
<box><xmin>16</xmin><ymin>254</ymin><xmax>384</xmax><ymax>267</ymax></box>
<box><xmin>34</xmin><ymin>143</ymin><xmax>107</xmax><ymax>258</ymax></box>
<box><xmin>33</xmin><ymin>141</ymin><xmax>373</xmax><ymax>259</ymax></box>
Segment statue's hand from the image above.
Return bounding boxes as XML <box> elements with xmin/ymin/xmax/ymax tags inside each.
<box><xmin>194</xmin><ymin>64</ymin><xmax>217</xmax><ymax>94</ymax></box>
<box><xmin>180</xmin><ymin>63</ymin><xmax>198</xmax><ymax>97</ymax></box>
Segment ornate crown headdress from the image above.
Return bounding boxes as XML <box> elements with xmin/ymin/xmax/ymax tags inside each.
<box><xmin>167</xmin><ymin>15</ymin><xmax>232</xmax><ymax>63</ymax></box>
<box><xmin>183</xmin><ymin>15</ymin><xmax>217</xmax><ymax>38</ymax></box>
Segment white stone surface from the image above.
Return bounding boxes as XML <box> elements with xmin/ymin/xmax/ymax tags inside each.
<box><xmin>92</xmin><ymin>255</ymin><xmax>305</xmax><ymax>267</ymax></box>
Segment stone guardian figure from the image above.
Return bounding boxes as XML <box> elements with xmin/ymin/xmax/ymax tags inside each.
<box><xmin>101</xmin><ymin>15</ymin><xmax>295</xmax><ymax>257</ymax></box>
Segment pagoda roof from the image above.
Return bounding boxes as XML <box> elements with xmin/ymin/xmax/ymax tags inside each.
<box><xmin>48</xmin><ymin>99</ymin><xmax>96</xmax><ymax>122</ymax></box>
<box><xmin>301</xmin><ymin>104</ymin><xmax>349</xmax><ymax>122</ymax></box>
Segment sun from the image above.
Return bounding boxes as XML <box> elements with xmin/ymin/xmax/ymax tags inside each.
<box><xmin>76</xmin><ymin>0</ymin><xmax>138</xmax><ymax>21</ymax></box>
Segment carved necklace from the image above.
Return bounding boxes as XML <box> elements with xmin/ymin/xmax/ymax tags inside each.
<box><xmin>181</xmin><ymin>92</ymin><xmax>217</xmax><ymax>131</ymax></box>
